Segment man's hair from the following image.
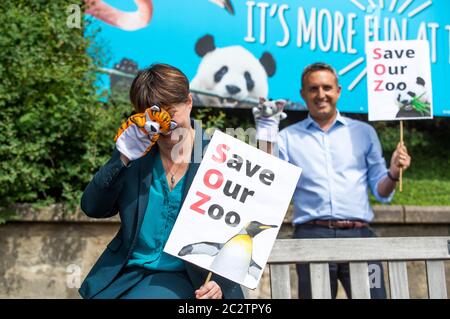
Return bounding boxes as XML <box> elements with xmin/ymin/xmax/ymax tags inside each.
<box><xmin>129</xmin><ymin>63</ymin><xmax>190</xmax><ymax>113</ymax></box>
<box><xmin>301</xmin><ymin>62</ymin><xmax>340</xmax><ymax>88</ymax></box>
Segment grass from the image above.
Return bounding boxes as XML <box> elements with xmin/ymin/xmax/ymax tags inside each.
<box><xmin>371</xmin><ymin>152</ymin><xmax>450</xmax><ymax>206</ymax></box>
<box><xmin>388</xmin><ymin>178</ymin><xmax>450</xmax><ymax>205</ymax></box>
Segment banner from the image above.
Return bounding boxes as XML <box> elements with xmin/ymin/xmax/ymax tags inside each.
<box><xmin>87</xmin><ymin>0</ymin><xmax>450</xmax><ymax>116</ymax></box>
<box><xmin>164</xmin><ymin>130</ymin><xmax>302</xmax><ymax>289</ymax></box>
<box><xmin>367</xmin><ymin>40</ymin><xmax>433</xmax><ymax>121</ymax></box>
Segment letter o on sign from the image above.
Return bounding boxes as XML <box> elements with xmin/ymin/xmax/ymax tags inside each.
<box><xmin>208</xmin><ymin>204</ymin><xmax>224</xmax><ymax>220</ymax></box>
<box><xmin>203</xmin><ymin>169</ymin><xmax>224</xmax><ymax>190</ymax></box>
<box><xmin>225</xmin><ymin>212</ymin><xmax>240</xmax><ymax>227</ymax></box>
<box><xmin>374</xmin><ymin>64</ymin><xmax>386</xmax><ymax>76</ymax></box>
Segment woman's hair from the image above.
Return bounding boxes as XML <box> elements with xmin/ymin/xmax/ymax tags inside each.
<box><xmin>129</xmin><ymin>63</ymin><xmax>190</xmax><ymax>113</ymax></box>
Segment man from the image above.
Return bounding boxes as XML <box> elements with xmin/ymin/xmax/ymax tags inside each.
<box><xmin>254</xmin><ymin>62</ymin><xmax>411</xmax><ymax>299</ymax></box>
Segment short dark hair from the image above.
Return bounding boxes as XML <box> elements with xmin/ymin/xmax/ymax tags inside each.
<box><xmin>129</xmin><ymin>63</ymin><xmax>190</xmax><ymax>113</ymax></box>
<box><xmin>301</xmin><ymin>62</ymin><xmax>339</xmax><ymax>88</ymax></box>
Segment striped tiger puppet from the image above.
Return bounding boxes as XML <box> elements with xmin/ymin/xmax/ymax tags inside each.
<box><xmin>115</xmin><ymin>105</ymin><xmax>177</xmax><ymax>161</ymax></box>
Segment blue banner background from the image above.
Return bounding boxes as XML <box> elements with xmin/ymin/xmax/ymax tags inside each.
<box><xmin>90</xmin><ymin>0</ymin><xmax>450</xmax><ymax>116</ymax></box>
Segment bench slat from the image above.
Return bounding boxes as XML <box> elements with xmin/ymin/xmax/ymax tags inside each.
<box><xmin>310</xmin><ymin>263</ymin><xmax>331</xmax><ymax>299</ymax></box>
<box><xmin>269</xmin><ymin>237</ymin><xmax>450</xmax><ymax>263</ymax></box>
<box><xmin>426</xmin><ymin>260</ymin><xmax>448</xmax><ymax>299</ymax></box>
<box><xmin>270</xmin><ymin>264</ymin><xmax>291</xmax><ymax>299</ymax></box>
<box><xmin>388</xmin><ymin>261</ymin><xmax>410</xmax><ymax>299</ymax></box>
<box><xmin>267</xmin><ymin>237</ymin><xmax>450</xmax><ymax>299</ymax></box>
<box><xmin>349</xmin><ymin>262</ymin><xmax>371</xmax><ymax>299</ymax></box>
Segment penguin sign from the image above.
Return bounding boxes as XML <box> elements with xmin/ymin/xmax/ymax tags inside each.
<box><xmin>164</xmin><ymin>130</ymin><xmax>302</xmax><ymax>289</ymax></box>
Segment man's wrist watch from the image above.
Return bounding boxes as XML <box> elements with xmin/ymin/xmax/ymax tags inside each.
<box><xmin>387</xmin><ymin>171</ymin><xmax>399</xmax><ymax>182</ymax></box>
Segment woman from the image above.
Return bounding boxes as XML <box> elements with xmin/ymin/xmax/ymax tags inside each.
<box><xmin>79</xmin><ymin>63</ymin><xmax>244</xmax><ymax>299</ymax></box>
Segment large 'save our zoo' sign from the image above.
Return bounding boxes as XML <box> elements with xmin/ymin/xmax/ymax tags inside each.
<box><xmin>164</xmin><ymin>131</ymin><xmax>302</xmax><ymax>289</ymax></box>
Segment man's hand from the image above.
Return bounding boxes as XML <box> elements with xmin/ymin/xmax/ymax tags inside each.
<box><xmin>195</xmin><ymin>281</ymin><xmax>223</xmax><ymax>299</ymax></box>
<box><xmin>389</xmin><ymin>142</ymin><xmax>411</xmax><ymax>178</ymax></box>
<box><xmin>114</xmin><ymin>105</ymin><xmax>176</xmax><ymax>162</ymax></box>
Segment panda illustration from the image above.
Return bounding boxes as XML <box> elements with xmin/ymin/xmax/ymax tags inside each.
<box><xmin>190</xmin><ymin>34</ymin><xmax>276</xmax><ymax>107</ymax></box>
<box><xmin>396</xmin><ymin>76</ymin><xmax>431</xmax><ymax>118</ymax></box>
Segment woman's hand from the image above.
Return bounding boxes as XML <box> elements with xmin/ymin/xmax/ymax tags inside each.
<box><xmin>195</xmin><ymin>281</ymin><xmax>223</xmax><ymax>299</ymax></box>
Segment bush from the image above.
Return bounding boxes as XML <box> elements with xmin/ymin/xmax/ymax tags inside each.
<box><xmin>0</xmin><ymin>1</ymin><xmax>250</xmax><ymax>222</ymax></box>
<box><xmin>0</xmin><ymin>1</ymin><xmax>128</xmax><ymax>219</ymax></box>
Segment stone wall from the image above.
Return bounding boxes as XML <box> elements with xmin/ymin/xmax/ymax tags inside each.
<box><xmin>0</xmin><ymin>205</ymin><xmax>449</xmax><ymax>299</ymax></box>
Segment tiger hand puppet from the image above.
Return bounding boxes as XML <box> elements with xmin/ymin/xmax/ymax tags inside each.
<box><xmin>114</xmin><ymin>105</ymin><xmax>177</xmax><ymax>161</ymax></box>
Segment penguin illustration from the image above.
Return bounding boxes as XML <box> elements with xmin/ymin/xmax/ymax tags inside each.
<box><xmin>209</xmin><ymin>0</ymin><xmax>235</xmax><ymax>15</ymax></box>
<box><xmin>178</xmin><ymin>221</ymin><xmax>277</xmax><ymax>283</ymax></box>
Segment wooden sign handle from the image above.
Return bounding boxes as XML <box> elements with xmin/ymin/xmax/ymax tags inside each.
<box><xmin>204</xmin><ymin>272</ymin><xmax>212</xmax><ymax>285</ymax></box>
<box><xmin>399</xmin><ymin>121</ymin><xmax>403</xmax><ymax>192</ymax></box>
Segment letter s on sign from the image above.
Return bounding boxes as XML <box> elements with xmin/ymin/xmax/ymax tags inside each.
<box><xmin>212</xmin><ymin>144</ymin><xmax>230</xmax><ymax>163</ymax></box>
<box><xmin>373</xmin><ymin>48</ymin><xmax>382</xmax><ymax>59</ymax></box>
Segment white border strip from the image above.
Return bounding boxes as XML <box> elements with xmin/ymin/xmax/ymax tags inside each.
<box><xmin>350</xmin><ymin>0</ymin><xmax>366</xmax><ymax>11</ymax></box>
<box><xmin>348</xmin><ymin>68</ymin><xmax>367</xmax><ymax>91</ymax></box>
<box><xmin>408</xmin><ymin>0</ymin><xmax>432</xmax><ymax>18</ymax></box>
<box><xmin>397</xmin><ymin>0</ymin><xmax>414</xmax><ymax>14</ymax></box>
<box><xmin>389</xmin><ymin>0</ymin><xmax>398</xmax><ymax>11</ymax></box>
<box><xmin>339</xmin><ymin>57</ymin><xmax>365</xmax><ymax>76</ymax></box>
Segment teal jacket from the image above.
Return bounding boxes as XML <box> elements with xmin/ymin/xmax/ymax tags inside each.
<box><xmin>78</xmin><ymin>125</ymin><xmax>244</xmax><ymax>299</ymax></box>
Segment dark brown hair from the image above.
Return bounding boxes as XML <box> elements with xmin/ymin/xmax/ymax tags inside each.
<box><xmin>301</xmin><ymin>62</ymin><xmax>340</xmax><ymax>88</ymax></box>
<box><xmin>129</xmin><ymin>63</ymin><xmax>190</xmax><ymax>113</ymax></box>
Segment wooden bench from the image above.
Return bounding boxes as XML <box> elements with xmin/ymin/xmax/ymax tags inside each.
<box><xmin>267</xmin><ymin>236</ymin><xmax>450</xmax><ymax>299</ymax></box>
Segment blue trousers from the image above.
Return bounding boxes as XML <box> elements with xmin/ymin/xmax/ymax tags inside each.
<box><xmin>93</xmin><ymin>267</ymin><xmax>195</xmax><ymax>299</ymax></box>
<box><xmin>293</xmin><ymin>224</ymin><xmax>387</xmax><ymax>299</ymax></box>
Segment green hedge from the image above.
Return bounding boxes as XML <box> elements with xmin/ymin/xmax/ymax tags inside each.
<box><xmin>0</xmin><ymin>1</ymin><xmax>228</xmax><ymax>222</ymax></box>
<box><xmin>0</xmin><ymin>1</ymin><xmax>130</xmax><ymax>220</ymax></box>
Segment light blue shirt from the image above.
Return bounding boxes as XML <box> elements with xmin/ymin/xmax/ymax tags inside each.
<box><xmin>277</xmin><ymin>112</ymin><xmax>393</xmax><ymax>224</ymax></box>
<box><xmin>126</xmin><ymin>152</ymin><xmax>186</xmax><ymax>271</ymax></box>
